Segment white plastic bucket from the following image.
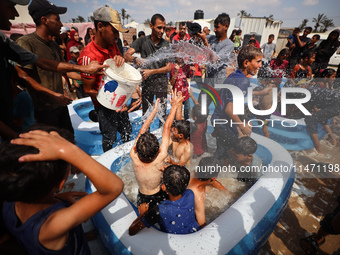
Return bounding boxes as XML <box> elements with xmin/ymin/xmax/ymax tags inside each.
<box><xmin>97</xmin><ymin>59</ymin><xmax>142</xmax><ymax>110</ymax></box>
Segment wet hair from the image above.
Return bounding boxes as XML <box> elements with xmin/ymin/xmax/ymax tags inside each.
<box><xmin>237</xmin><ymin>45</ymin><xmax>262</xmax><ymax>70</ymax></box>
<box><xmin>172</xmin><ymin>120</ymin><xmax>190</xmax><ymax>139</ymax></box>
<box><xmin>136</xmin><ymin>132</ymin><xmax>159</xmax><ymax>163</ymax></box>
<box><xmin>305</xmin><ymin>27</ymin><xmax>313</xmax><ymax>33</ymax></box>
<box><xmin>197</xmin><ymin>157</ymin><xmax>220</xmax><ymax>181</ymax></box>
<box><xmin>312</xmin><ymin>34</ymin><xmax>320</xmax><ymax>40</ymax></box>
<box><xmin>214</xmin><ymin>13</ymin><xmax>230</xmax><ymax>27</ymax></box>
<box><xmin>151</xmin><ymin>14</ymin><xmax>165</xmax><ymax>25</ymax></box>
<box><xmin>320</xmin><ymin>68</ymin><xmax>336</xmax><ymax>78</ymax></box>
<box><xmin>269</xmin><ymin>34</ymin><xmax>274</xmax><ymax>39</ymax></box>
<box><xmin>163</xmin><ymin>165</ymin><xmax>190</xmax><ymax>196</ymax></box>
<box><xmin>0</xmin><ymin>125</ymin><xmax>73</xmax><ymax>203</ymax></box>
<box><xmin>192</xmin><ymin>104</ymin><xmax>208</xmax><ymax>123</ymax></box>
<box><xmin>94</xmin><ymin>20</ymin><xmax>111</xmax><ymax>30</ymax></box>
<box><xmin>138</xmin><ymin>31</ymin><xmax>145</xmax><ymax>37</ymax></box>
<box><xmin>230</xmin><ymin>137</ymin><xmax>257</xmax><ymax>155</ymax></box>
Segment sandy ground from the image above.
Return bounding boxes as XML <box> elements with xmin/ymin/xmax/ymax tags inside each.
<box><xmin>260</xmin><ymin>119</ymin><xmax>340</xmax><ymax>255</ymax></box>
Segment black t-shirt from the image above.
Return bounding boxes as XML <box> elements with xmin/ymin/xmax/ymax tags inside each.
<box><xmin>0</xmin><ymin>31</ymin><xmax>38</xmax><ymax>130</ymax></box>
<box><xmin>131</xmin><ymin>35</ymin><xmax>170</xmax><ymax>92</ymax></box>
<box><xmin>291</xmin><ymin>36</ymin><xmax>311</xmax><ymax>59</ymax></box>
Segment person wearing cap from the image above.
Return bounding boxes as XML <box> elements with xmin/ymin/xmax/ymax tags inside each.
<box><xmin>125</xmin><ymin>13</ymin><xmax>171</xmax><ymax>127</ymax></box>
<box><xmin>15</xmin><ymin>0</ymin><xmax>88</xmax><ymax>134</ymax></box>
<box><xmin>79</xmin><ymin>6</ymin><xmax>133</xmax><ymax>152</ymax></box>
<box><xmin>172</xmin><ymin>22</ymin><xmax>190</xmax><ymax>43</ymax></box>
<box><xmin>0</xmin><ymin>0</ymin><xmax>107</xmax><ymax>140</ymax></box>
<box><xmin>55</xmin><ymin>26</ymin><xmax>69</xmax><ymax>60</ymax></box>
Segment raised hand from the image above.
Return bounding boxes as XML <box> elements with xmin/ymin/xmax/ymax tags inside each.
<box><xmin>11</xmin><ymin>130</ymin><xmax>75</xmax><ymax>162</ymax></box>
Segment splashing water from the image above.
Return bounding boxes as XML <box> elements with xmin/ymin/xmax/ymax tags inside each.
<box><xmin>140</xmin><ymin>41</ymin><xmax>228</xmax><ymax>69</ymax></box>
<box><xmin>117</xmin><ymin>158</ymin><xmax>248</xmax><ymax>224</ymax></box>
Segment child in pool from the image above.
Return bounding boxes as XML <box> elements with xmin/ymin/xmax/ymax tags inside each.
<box><xmin>188</xmin><ymin>157</ymin><xmax>231</xmax><ymax>227</ymax></box>
<box><xmin>167</xmin><ymin>119</ymin><xmax>192</xmax><ymax>167</ymax></box>
<box><xmin>130</xmin><ymin>92</ymin><xmax>183</xmax><ymax>209</ymax></box>
<box><xmin>0</xmin><ymin>125</ymin><xmax>123</xmax><ymax>255</ymax></box>
<box><xmin>129</xmin><ymin>165</ymin><xmax>200</xmax><ymax>235</ymax></box>
<box><xmin>226</xmin><ymin>136</ymin><xmax>262</xmax><ymax>185</ymax></box>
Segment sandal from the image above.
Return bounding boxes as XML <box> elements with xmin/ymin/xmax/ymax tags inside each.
<box><xmin>300</xmin><ymin>234</ymin><xmax>325</xmax><ymax>255</ymax></box>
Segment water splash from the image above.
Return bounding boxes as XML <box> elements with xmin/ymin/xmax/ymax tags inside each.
<box><xmin>140</xmin><ymin>41</ymin><xmax>223</xmax><ymax>68</ymax></box>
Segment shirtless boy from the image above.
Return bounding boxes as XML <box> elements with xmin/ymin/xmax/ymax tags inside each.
<box><xmin>130</xmin><ymin>93</ymin><xmax>183</xmax><ymax>208</ymax></box>
<box><xmin>167</xmin><ymin>119</ymin><xmax>193</xmax><ymax>167</ymax></box>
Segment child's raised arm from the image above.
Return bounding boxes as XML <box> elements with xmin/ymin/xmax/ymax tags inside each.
<box><xmin>175</xmin><ymin>91</ymin><xmax>184</xmax><ymax>120</ymax></box>
<box><xmin>134</xmin><ymin>98</ymin><xmax>161</xmax><ymax>144</ymax></box>
<box><xmin>12</xmin><ymin>130</ymin><xmax>124</xmax><ymax>250</ymax></box>
<box><xmin>161</xmin><ymin>91</ymin><xmax>184</xmax><ymax>150</ymax></box>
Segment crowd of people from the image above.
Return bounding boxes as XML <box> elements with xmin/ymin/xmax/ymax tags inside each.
<box><xmin>0</xmin><ymin>0</ymin><xmax>340</xmax><ymax>254</ymax></box>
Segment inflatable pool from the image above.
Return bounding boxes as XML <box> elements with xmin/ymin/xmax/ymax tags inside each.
<box><xmin>68</xmin><ymin>97</ymin><xmax>161</xmax><ymax>155</ymax></box>
<box><xmin>85</xmin><ymin>130</ymin><xmax>295</xmax><ymax>255</ymax></box>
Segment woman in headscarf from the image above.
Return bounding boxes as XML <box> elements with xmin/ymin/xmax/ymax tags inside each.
<box><xmin>66</xmin><ymin>30</ymin><xmax>82</xmax><ymax>62</ymax></box>
<box><xmin>84</xmin><ymin>27</ymin><xmax>94</xmax><ymax>46</ymax></box>
<box><xmin>312</xmin><ymin>29</ymin><xmax>340</xmax><ymax>73</ymax></box>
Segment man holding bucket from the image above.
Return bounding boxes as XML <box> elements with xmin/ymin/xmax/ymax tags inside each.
<box><xmin>79</xmin><ymin>6</ymin><xmax>133</xmax><ymax>152</ymax></box>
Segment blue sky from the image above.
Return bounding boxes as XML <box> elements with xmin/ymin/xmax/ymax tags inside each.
<box><xmin>59</xmin><ymin>0</ymin><xmax>340</xmax><ymax>30</ymax></box>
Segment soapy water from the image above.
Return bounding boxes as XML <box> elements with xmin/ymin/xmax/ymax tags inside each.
<box><xmin>116</xmin><ymin>152</ymin><xmax>248</xmax><ymax>224</ymax></box>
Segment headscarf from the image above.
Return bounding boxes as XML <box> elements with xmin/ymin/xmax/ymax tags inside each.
<box><xmin>66</xmin><ymin>30</ymin><xmax>81</xmax><ymax>62</ymax></box>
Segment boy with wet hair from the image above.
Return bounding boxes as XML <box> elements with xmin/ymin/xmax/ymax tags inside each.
<box><xmin>226</xmin><ymin>136</ymin><xmax>262</xmax><ymax>184</ymax></box>
<box><xmin>188</xmin><ymin>157</ymin><xmax>229</xmax><ymax>227</ymax></box>
<box><xmin>211</xmin><ymin>45</ymin><xmax>262</xmax><ymax>162</ymax></box>
<box><xmin>131</xmin><ymin>92</ymin><xmax>183</xmax><ymax>209</ymax></box>
<box><xmin>129</xmin><ymin>165</ymin><xmax>200</xmax><ymax>235</ymax></box>
<box><xmin>167</xmin><ymin>119</ymin><xmax>192</xmax><ymax>167</ymax></box>
<box><xmin>0</xmin><ymin>126</ymin><xmax>123</xmax><ymax>254</ymax></box>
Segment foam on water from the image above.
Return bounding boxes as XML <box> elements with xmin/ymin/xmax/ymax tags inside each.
<box><xmin>117</xmin><ymin>157</ymin><xmax>248</xmax><ymax>224</ymax></box>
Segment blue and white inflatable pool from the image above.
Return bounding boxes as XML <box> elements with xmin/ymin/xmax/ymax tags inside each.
<box><xmin>85</xmin><ymin>130</ymin><xmax>294</xmax><ymax>254</ymax></box>
<box><xmin>68</xmin><ymin>97</ymin><xmax>160</xmax><ymax>155</ymax></box>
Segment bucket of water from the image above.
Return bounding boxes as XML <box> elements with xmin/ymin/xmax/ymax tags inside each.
<box><xmin>97</xmin><ymin>59</ymin><xmax>142</xmax><ymax>110</ymax></box>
